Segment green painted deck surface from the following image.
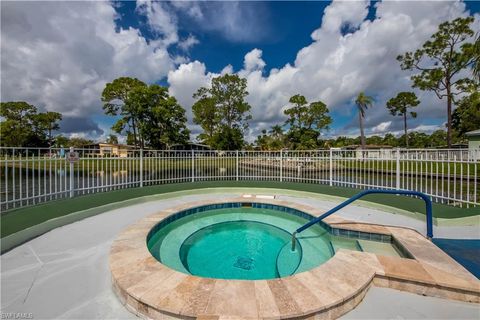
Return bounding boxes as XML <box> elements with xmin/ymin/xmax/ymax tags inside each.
<box><xmin>2</xmin><ymin>182</ymin><xmax>479</xmax><ymax>238</ymax></box>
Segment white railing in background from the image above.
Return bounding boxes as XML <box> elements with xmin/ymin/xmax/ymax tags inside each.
<box><xmin>1</xmin><ymin>147</ymin><xmax>478</xmax><ymax>212</ymax></box>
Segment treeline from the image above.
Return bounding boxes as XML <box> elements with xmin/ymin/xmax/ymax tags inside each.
<box><xmin>101</xmin><ymin>78</ymin><xmax>189</xmax><ymax>149</ymax></box>
<box><xmin>1</xmin><ymin>17</ymin><xmax>478</xmax><ymax>150</ymax></box>
<box><xmin>254</xmin><ymin>129</ymin><xmax>463</xmax><ymax>150</ymax></box>
<box><xmin>0</xmin><ymin>102</ymin><xmax>62</xmax><ymax>148</ymax></box>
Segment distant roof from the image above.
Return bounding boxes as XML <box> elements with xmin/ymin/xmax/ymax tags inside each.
<box><xmin>465</xmin><ymin>129</ymin><xmax>480</xmax><ymax>137</ymax></box>
<box><xmin>85</xmin><ymin>143</ymin><xmax>137</xmax><ymax>148</ymax></box>
<box><xmin>170</xmin><ymin>142</ymin><xmax>210</xmax><ymax>148</ymax></box>
<box><xmin>342</xmin><ymin>144</ymin><xmax>394</xmax><ymax>149</ymax></box>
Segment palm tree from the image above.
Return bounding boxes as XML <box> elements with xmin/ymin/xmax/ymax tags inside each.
<box><xmin>269</xmin><ymin>125</ymin><xmax>283</xmax><ymax>138</ymax></box>
<box><xmin>355</xmin><ymin>92</ymin><xmax>374</xmax><ymax>149</ymax></box>
<box><xmin>106</xmin><ymin>134</ymin><xmax>118</xmax><ymax>145</ymax></box>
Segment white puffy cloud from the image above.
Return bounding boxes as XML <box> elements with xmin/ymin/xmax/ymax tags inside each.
<box><xmin>316</xmin><ymin>0</ymin><xmax>369</xmax><ymax>34</ymax></box>
<box><xmin>3</xmin><ymin>0</ymin><xmax>477</xmax><ymax>143</ymax></box>
<box><xmin>167</xmin><ymin>61</ymin><xmax>220</xmax><ymax>133</ymax></box>
<box><xmin>168</xmin><ymin>0</ymin><xmax>477</xmax><ymax>142</ymax></box>
<box><xmin>135</xmin><ymin>0</ymin><xmax>179</xmax><ymax>46</ymax></box>
<box><xmin>167</xmin><ymin>48</ymin><xmax>296</xmax><ymax>138</ymax></box>
<box><xmin>242</xmin><ymin>0</ymin><xmax>476</xmax><ymax>139</ymax></box>
<box><xmin>371</xmin><ymin>121</ymin><xmax>392</xmax><ymax>134</ymax></box>
<box><xmin>1</xmin><ymin>1</ymin><xmax>175</xmax><ymax>137</ymax></box>
<box><xmin>293</xmin><ymin>0</ymin><xmax>471</xmax><ymax>109</ymax></box>
<box><xmin>243</xmin><ymin>49</ymin><xmax>266</xmax><ymax>72</ymax></box>
<box><xmin>221</xmin><ymin>65</ymin><xmax>234</xmax><ymax>75</ymax></box>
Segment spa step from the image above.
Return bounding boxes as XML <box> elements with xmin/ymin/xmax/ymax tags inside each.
<box><xmin>329</xmin><ymin>238</ymin><xmax>363</xmax><ymax>254</ymax></box>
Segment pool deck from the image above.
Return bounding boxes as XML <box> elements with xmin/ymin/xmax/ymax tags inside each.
<box><xmin>2</xmin><ymin>190</ymin><xmax>479</xmax><ymax>319</ymax></box>
<box><xmin>110</xmin><ymin>197</ymin><xmax>480</xmax><ymax>319</ymax></box>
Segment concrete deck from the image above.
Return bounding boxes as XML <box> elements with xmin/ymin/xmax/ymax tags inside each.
<box><xmin>110</xmin><ymin>197</ymin><xmax>479</xmax><ymax>319</ymax></box>
<box><xmin>1</xmin><ymin>191</ymin><xmax>479</xmax><ymax>319</ymax></box>
<box><xmin>341</xmin><ymin>287</ymin><xmax>480</xmax><ymax>319</ymax></box>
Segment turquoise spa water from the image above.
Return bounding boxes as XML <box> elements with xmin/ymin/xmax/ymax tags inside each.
<box><xmin>147</xmin><ymin>207</ymin><xmax>402</xmax><ymax>280</ymax></box>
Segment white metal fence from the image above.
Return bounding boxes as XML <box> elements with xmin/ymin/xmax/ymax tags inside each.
<box><xmin>1</xmin><ymin>147</ymin><xmax>478</xmax><ymax>212</ymax></box>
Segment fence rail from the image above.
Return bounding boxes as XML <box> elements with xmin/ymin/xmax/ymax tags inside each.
<box><xmin>1</xmin><ymin>147</ymin><xmax>478</xmax><ymax>212</ymax></box>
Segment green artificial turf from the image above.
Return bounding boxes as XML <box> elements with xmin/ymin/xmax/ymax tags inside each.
<box><xmin>1</xmin><ymin>181</ymin><xmax>479</xmax><ymax>238</ymax></box>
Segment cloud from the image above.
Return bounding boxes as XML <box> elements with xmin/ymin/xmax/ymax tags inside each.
<box><xmin>221</xmin><ymin>65</ymin><xmax>234</xmax><ymax>75</ymax></box>
<box><xmin>243</xmin><ymin>49</ymin><xmax>266</xmax><ymax>72</ymax></box>
<box><xmin>1</xmin><ymin>1</ymin><xmax>176</xmax><ymax>136</ymax></box>
<box><xmin>135</xmin><ymin>0</ymin><xmax>179</xmax><ymax>46</ymax></box>
<box><xmin>3</xmin><ymin>0</ymin><xmax>477</xmax><ymax>144</ymax></box>
<box><xmin>167</xmin><ymin>61</ymin><xmax>220</xmax><ymax>127</ymax></box>
<box><xmin>317</xmin><ymin>0</ymin><xmax>369</xmax><ymax>34</ymax></box>
<box><xmin>169</xmin><ymin>1</ymin><xmax>204</xmax><ymax>20</ymax></box>
<box><xmin>178</xmin><ymin>34</ymin><xmax>200</xmax><ymax>52</ymax></box>
<box><xmin>371</xmin><ymin>121</ymin><xmax>392</xmax><ymax>134</ymax></box>
<box><xmin>59</xmin><ymin>116</ymin><xmax>104</xmax><ymax>136</ymax></box>
<box><xmin>169</xmin><ymin>0</ymin><xmax>476</xmax><ymax>142</ymax></box>
<box><xmin>169</xmin><ymin>1</ymin><xmax>272</xmax><ymax>43</ymax></box>
<box><xmin>239</xmin><ymin>0</ymin><xmax>475</xmax><ymax>140</ymax></box>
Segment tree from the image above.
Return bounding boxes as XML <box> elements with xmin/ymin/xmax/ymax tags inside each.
<box><xmin>268</xmin><ymin>125</ymin><xmax>285</xmax><ymax>150</ymax></box>
<box><xmin>397</xmin><ymin>17</ymin><xmax>476</xmax><ymax>147</ymax></box>
<box><xmin>192</xmin><ymin>74</ymin><xmax>252</xmax><ymax>150</ymax></box>
<box><xmin>255</xmin><ymin>129</ymin><xmax>270</xmax><ymax>150</ymax></box>
<box><xmin>386</xmin><ymin>92</ymin><xmax>420</xmax><ymax>148</ymax></box>
<box><xmin>428</xmin><ymin>130</ymin><xmax>448</xmax><ymax>147</ymax></box>
<box><xmin>106</xmin><ymin>134</ymin><xmax>118</xmax><ymax>144</ymax></box>
<box><xmin>254</xmin><ymin>125</ymin><xmax>285</xmax><ymax>150</ymax></box>
<box><xmin>284</xmin><ymin>95</ymin><xmax>332</xmax><ymax>131</ymax></box>
<box><xmin>210</xmin><ymin>74</ymin><xmax>252</xmax><ymax>130</ymax></box>
<box><xmin>35</xmin><ymin>111</ymin><xmax>62</xmax><ymax>148</ymax></box>
<box><xmin>0</xmin><ymin>102</ymin><xmax>38</xmax><ymax>147</ymax></box>
<box><xmin>129</xmin><ymin>85</ymin><xmax>190</xmax><ymax>149</ymax></box>
<box><xmin>270</xmin><ymin>125</ymin><xmax>284</xmax><ymax>138</ymax></box>
<box><xmin>473</xmin><ymin>34</ymin><xmax>480</xmax><ymax>82</ymax></box>
<box><xmin>68</xmin><ymin>137</ymin><xmax>93</xmax><ymax>148</ymax></box>
<box><xmin>283</xmin><ymin>94</ymin><xmax>332</xmax><ymax>149</ymax></box>
<box><xmin>54</xmin><ymin>135</ymin><xmax>70</xmax><ymax>148</ymax></box>
<box><xmin>354</xmin><ymin>92</ymin><xmax>374</xmax><ymax>149</ymax></box>
<box><xmin>211</xmin><ymin>127</ymin><xmax>244</xmax><ymax>150</ymax></box>
<box><xmin>0</xmin><ymin>102</ymin><xmax>60</xmax><ymax>147</ymax></box>
<box><xmin>101</xmin><ymin>77</ymin><xmax>146</xmax><ymax>147</ymax></box>
<box><xmin>331</xmin><ymin>136</ymin><xmax>359</xmax><ymax>148</ymax></box>
<box><xmin>452</xmin><ymin>91</ymin><xmax>480</xmax><ymax>137</ymax></box>
<box><xmin>404</xmin><ymin>131</ymin><xmax>430</xmax><ymax>148</ymax></box>
<box><xmin>192</xmin><ymin>97</ymin><xmax>216</xmax><ymax>146</ymax></box>
<box><xmin>126</xmin><ymin>133</ymin><xmax>136</xmax><ymax>146</ymax></box>
<box><xmin>382</xmin><ymin>133</ymin><xmax>398</xmax><ymax>147</ymax></box>
<box><xmin>365</xmin><ymin>135</ymin><xmax>383</xmax><ymax>145</ymax></box>
<box><xmin>243</xmin><ymin>142</ymin><xmax>255</xmax><ymax>151</ymax></box>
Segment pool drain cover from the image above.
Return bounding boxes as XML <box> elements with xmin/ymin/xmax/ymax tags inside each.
<box><xmin>234</xmin><ymin>256</ymin><xmax>254</xmax><ymax>270</ymax></box>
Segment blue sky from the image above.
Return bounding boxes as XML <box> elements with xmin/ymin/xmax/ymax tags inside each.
<box><xmin>1</xmin><ymin>1</ymin><xmax>479</xmax><ymax>142</ymax></box>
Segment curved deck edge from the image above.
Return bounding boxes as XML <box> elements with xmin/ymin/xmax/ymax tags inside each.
<box><xmin>109</xmin><ymin>198</ymin><xmax>480</xmax><ymax>319</ymax></box>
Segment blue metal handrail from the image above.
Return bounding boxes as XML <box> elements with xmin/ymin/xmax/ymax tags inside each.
<box><xmin>291</xmin><ymin>189</ymin><xmax>433</xmax><ymax>251</ymax></box>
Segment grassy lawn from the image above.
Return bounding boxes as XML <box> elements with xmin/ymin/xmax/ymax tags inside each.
<box><xmin>1</xmin><ymin>157</ymin><xmax>477</xmax><ymax>176</ymax></box>
<box><xmin>1</xmin><ymin>181</ymin><xmax>478</xmax><ymax>238</ymax></box>
<box><xmin>1</xmin><ymin>157</ymin><xmax>232</xmax><ymax>173</ymax></box>
<box><xmin>336</xmin><ymin>160</ymin><xmax>479</xmax><ymax>177</ymax></box>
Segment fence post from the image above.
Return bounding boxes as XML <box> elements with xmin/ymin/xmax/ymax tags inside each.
<box><xmin>280</xmin><ymin>150</ymin><xmax>283</xmax><ymax>182</ymax></box>
<box><xmin>329</xmin><ymin>148</ymin><xmax>333</xmax><ymax>186</ymax></box>
<box><xmin>69</xmin><ymin>147</ymin><xmax>74</xmax><ymax>198</ymax></box>
<box><xmin>140</xmin><ymin>149</ymin><xmax>144</xmax><ymax>187</ymax></box>
<box><xmin>396</xmin><ymin>148</ymin><xmax>400</xmax><ymax>190</ymax></box>
<box><xmin>192</xmin><ymin>150</ymin><xmax>195</xmax><ymax>182</ymax></box>
<box><xmin>236</xmin><ymin>150</ymin><xmax>239</xmax><ymax>181</ymax></box>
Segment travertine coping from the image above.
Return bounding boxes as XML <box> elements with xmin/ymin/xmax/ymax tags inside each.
<box><xmin>109</xmin><ymin>198</ymin><xmax>480</xmax><ymax>320</ymax></box>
